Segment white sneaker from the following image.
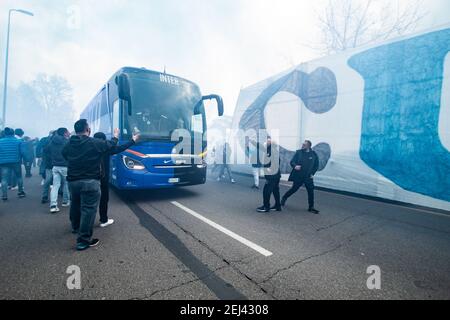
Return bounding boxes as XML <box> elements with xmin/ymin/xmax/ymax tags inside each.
<box><xmin>62</xmin><ymin>202</ymin><xmax>70</xmax><ymax>207</ymax></box>
<box><xmin>11</xmin><ymin>186</ymin><xmax>18</xmax><ymax>191</ymax></box>
<box><xmin>50</xmin><ymin>206</ymin><xmax>60</xmax><ymax>214</ymax></box>
<box><xmin>100</xmin><ymin>219</ymin><xmax>115</xmax><ymax>228</ymax></box>
<box><xmin>41</xmin><ymin>180</ymin><xmax>45</xmax><ymax>186</ymax></box>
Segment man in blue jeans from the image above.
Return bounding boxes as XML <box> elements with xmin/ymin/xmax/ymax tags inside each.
<box><xmin>45</xmin><ymin>128</ymin><xmax>70</xmax><ymax>213</ymax></box>
<box><xmin>62</xmin><ymin>120</ymin><xmax>138</xmax><ymax>251</ymax></box>
<box><xmin>0</xmin><ymin>128</ymin><xmax>27</xmax><ymax>201</ymax></box>
<box><xmin>9</xmin><ymin>128</ymin><xmax>26</xmax><ymax>189</ymax></box>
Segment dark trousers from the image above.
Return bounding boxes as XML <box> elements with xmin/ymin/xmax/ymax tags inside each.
<box><xmin>69</xmin><ymin>179</ymin><xmax>101</xmax><ymax>245</ymax></box>
<box><xmin>39</xmin><ymin>162</ymin><xmax>46</xmax><ymax>179</ymax></box>
<box><xmin>283</xmin><ymin>177</ymin><xmax>315</xmax><ymax>209</ymax></box>
<box><xmin>1</xmin><ymin>163</ymin><xmax>24</xmax><ymax>198</ymax></box>
<box><xmin>263</xmin><ymin>176</ymin><xmax>281</xmax><ymax>209</ymax></box>
<box><xmin>41</xmin><ymin>168</ymin><xmax>53</xmax><ymax>200</ymax></box>
<box><xmin>24</xmin><ymin>162</ymin><xmax>32</xmax><ymax>177</ymax></box>
<box><xmin>99</xmin><ymin>179</ymin><xmax>110</xmax><ymax>224</ymax></box>
<box><xmin>9</xmin><ymin>163</ymin><xmax>22</xmax><ymax>187</ymax></box>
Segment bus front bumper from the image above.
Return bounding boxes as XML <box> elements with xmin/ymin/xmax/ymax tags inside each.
<box><xmin>113</xmin><ymin>166</ymin><xmax>207</xmax><ymax>190</ymax></box>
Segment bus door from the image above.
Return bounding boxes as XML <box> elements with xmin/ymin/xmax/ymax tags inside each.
<box><xmin>110</xmin><ymin>99</ymin><xmax>121</xmax><ymax>185</ymax></box>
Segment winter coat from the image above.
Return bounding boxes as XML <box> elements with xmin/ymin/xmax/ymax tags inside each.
<box><xmin>288</xmin><ymin>149</ymin><xmax>319</xmax><ymax>182</ymax></box>
<box><xmin>45</xmin><ymin>135</ymin><xmax>69</xmax><ymax>167</ymax></box>
<box><xmin>0</xmin><ymin>136</ymin><xmax>27</xmax><ymax>165</ymax></box>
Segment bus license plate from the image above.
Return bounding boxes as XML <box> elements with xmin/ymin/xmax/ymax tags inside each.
<box><xmin>169</xmin><ymin>178</ymin><xmax>180</xmax><ymax>184</ymax></box>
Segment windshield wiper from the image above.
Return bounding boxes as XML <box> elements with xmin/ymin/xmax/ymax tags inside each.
<box><xmin>143</xmin><ymin>135</ymin><xmax>173</xmax><ymax>141</ymax></box>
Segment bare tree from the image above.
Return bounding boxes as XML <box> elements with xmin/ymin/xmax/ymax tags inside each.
<box><xmin>316</xmin><ymin>0</ymin><xmax>428</xmax><ymax>55</ymax></box>
<box><xmin>7</xmin><ymin>74</ymin><xmax>76</xmax><ymax>136</ymax></box>
<box><xmin>31</xmin><ymin>73</ymin><xmax>76</xmax><ymax>131</ymax></box>
<box><xmin>32</xmin><ymin>74</ymin><xmax>73</xmax><ymax>115</ymax></box>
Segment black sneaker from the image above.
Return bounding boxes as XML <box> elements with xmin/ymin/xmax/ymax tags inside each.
<box><xmin>308</xmin><ymin>208</ymin><xmax>320</xmax><ymax>214</ymax></box>
<box><xmin>281</xmin><ymin>198</ymin><xmax>286</xmax><ymax>207</ymax></box>
<box><xmin>89</xmin><ymin>239</ymin><xmax>100</xmax><ymax>247</ymax></box>
<box><xmin>257</xmin><ymin>206</ymin><xmax>270</xmax><ymax>213</ymax></box>
<box><xmin>71</xmin><ymin>229</ymin><xmax>79</xmax><ymax>234</ymax></box>
<box><xmin>76</xmin><ymin>242</ymin><xmax>90</xmax><ymax>251</ymax></box>
<box><xmin>2</xmin><ymin>197</ymin><xmax>7</xmax><ymax>202</ymax></box>
<box><xmin>270</xmin><ymin>206</ymin><xmax>282</xmax><ymax>212</ymax></box>
<box><xmin>76</xmin><ymin>239</ymin><xmax>100</xmax><ymax>251</ymax></box>
<box><xmin>41</xmin><ymin>198</ymin><xmax>49</xmax><ymax>204</ymax></box>
<box><xmin>18</xmin><ymin>192</ymin><xmax>26</xmax><ymax>198</ymax></box>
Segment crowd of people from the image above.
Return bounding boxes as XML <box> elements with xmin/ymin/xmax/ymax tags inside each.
<box><xmin>1</xmin><ymin>120</ymin><xmax>319</xmax><ymax>251</ymax></box>
<box><xmin>0</xmin><ymin>120</ymin><xmax>139</xmax><ymax>251</ymax></box>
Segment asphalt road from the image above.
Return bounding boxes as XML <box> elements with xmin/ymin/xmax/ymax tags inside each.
<box><xmin>0</xmin><ymin>169</ymin><xmax>449</xmax><ymax>300</ymax></box>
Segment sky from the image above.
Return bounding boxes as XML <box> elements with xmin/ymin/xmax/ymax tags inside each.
<box><xmin>0</xmin><ymin>0</ymin><xmax>449</xmax><ymax>124</ymax></box>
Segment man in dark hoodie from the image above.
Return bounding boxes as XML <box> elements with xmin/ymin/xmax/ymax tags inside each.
<box><xmin>38</xmin><ymin>131</ymin><xmax>55</xmax><ymax>204</ymax></box>
<box><xmin>62</xmin><ymin>119</ymin><xmax>138</xmax><ymax>251</ymax></box>
<box><xmin>36</xmin><ymin>131</ymin><xmax>54</xmax><ymax>180</ymax></box>
<box><xmin>281</xmin><ymin>140</ymin><xmax>320</xmax><ymax>214</ymax></box>
<box><xmin>22</xmin><ymin>136</ymin><xmax>35</xmax><ymax>178</ymax></box>
<box><xmin>45</xmin><ymin>128</ymin><xmax>70</xmax><ymax>213</ymax></box>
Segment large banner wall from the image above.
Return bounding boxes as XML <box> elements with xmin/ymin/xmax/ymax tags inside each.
<box><xmin>230</xmin><ymin>24</ymin><xmax>450</xmax><ymax>211</ymax></box>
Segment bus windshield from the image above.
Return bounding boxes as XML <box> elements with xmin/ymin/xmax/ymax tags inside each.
<box><xmin>123</xmin><ymin>73</ymin><xmax>206</xmax><ymax>141</ymax></box>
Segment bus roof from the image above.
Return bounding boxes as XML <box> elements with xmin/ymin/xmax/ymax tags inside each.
<box><xmin>110</xmin><ymin>67</ymin><xmax>199</xmax><ymax>87</ymax></box>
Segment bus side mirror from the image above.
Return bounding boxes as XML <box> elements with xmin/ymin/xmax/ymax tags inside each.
<box><xmin>194</xmin><ymin>102</ymin><xmax>202</xmax><ymax>115</ymax></box>
<box><xmin>117</xmin><ymin>74</ymin><xmax>131</xmax><ymax>101</ymax></box>
<box><xmin>116</xmin><ymin>74</ymin><xmax>132</xmax><ymax>115</ymax></box>
<box><xmin>200</xmin><ymin>95</ymin><xmax>224</xmax><ymax>117</ymax></box>
<box><xmin>215</xmin><ymin>95</ymin><xmax>224</xmax><ymax>117</ymax></box>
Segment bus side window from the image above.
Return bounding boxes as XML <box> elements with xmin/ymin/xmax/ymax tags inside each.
<box><xmin>113</xmin><ymin>99</ymin><xmax>120</xmax><ymax>133</ymax></box>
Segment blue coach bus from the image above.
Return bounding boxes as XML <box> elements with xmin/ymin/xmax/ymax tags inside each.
<box><xmin>81</xmin><ymin>67</ymin><xmax>224</xmax><ymax>190</ymax></box>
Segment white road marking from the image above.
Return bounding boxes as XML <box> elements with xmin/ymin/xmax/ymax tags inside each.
<box><xmin>171</xmin><ymin>201</ymin><xmax>273</xmax><ymax>257</ymax></box>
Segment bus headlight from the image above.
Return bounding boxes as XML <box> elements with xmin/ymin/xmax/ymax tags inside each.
<box><xmin>122</xmin><ymin>156</ymin><xmax>146</xmax><ymax>170</ymax></box>
<box><xmin>197</xmin><ymin>160</ymin><xmax>207</xmax><ymax>169</ymax></box>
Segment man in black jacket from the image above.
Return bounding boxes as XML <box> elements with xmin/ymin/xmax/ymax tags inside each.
<box><xmin>36</xmin><ymin>131</ymin><xmax>53</xmax><ymax>180</ymax></box>
<box><xmin>38</xmin><ymin>131</ymin><xmax>55</xmax><ymax>204</ymax></box>
<box><xmin>93</xmin><ymin>132</ymin><xmax>134</xmax><ymax>228</ymax></box>
<box><xmin>257</xmin><ymin>137</ymin><xmax>282</xmax><ymax>213</ymax></box>
<box><xmin>62</xmin><ymin>119</ymin><xmax>138</xmax><ymax>251</ymax></box>
<box><xmin>281</xmin><ymin>140</ymin><xmax>320</xmax><ymax>214</ymax></box>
